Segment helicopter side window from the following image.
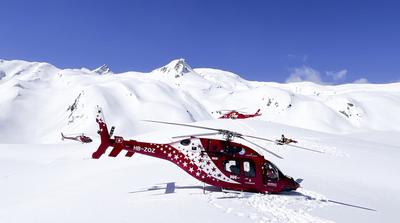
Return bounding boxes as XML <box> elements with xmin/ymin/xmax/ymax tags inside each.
<box><xmin>243</xmin><ymin>161</ymin><xmax>256</xmax><ymax>178</ymax></box>
<box><xmin>225</xmin><ymin>145</ymin><xmax>242</xmax><ymax>155</ymax></box>
<box><xmin>180</xmin><ymin>139</ymin><xmax>191</xmax><ymax>146</ymax></box>
<box><xmin>224</xmin><ymin>160</ymin><xmax>240</xmax><ymax>175</ymax></box>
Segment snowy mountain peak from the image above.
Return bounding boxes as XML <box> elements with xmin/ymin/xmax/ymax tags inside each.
<box><xmin>92</xmin><ymin>64</ymin><xmax>111</xmax><ymax>75</ymax></box>
<box><xmin>154</xmin><ymin>59</ymin><xmax>194</xmax><ymax>77</ymax></box>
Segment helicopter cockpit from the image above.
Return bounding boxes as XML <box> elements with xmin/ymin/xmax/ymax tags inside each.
<box><xmin>262</xmin><ymin>161</ymin><xmax>280</xmax><ymax>182</ymax></box>
<box><xmin>229</xmin><ymin>112</ymin><xmax>239</xmax><ymax>119</ymax></box>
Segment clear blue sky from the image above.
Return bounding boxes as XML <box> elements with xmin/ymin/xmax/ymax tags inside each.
<box><xmin>1</xmin><ymin>0</ymin><xmax>399</xmax><ymax>83</ymax></box>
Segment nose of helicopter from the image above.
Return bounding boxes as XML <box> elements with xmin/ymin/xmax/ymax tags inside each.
<box><xmin>293</xmin><ymin>178</ymin><xmax>300</xmax><ymax>189</ymax></box>
<box><xmin>282</xmin><ymin>176</ymin><xmax>301</xmax><ymax>192</ymax></box>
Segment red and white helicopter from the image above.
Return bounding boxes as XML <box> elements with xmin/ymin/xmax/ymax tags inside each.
<box><xmin>61</xmin><ymin>132</ymin><xmax>93</xmax><ymax>143</ymax></box>
<box><xmin>92</xmin><ymin>107</ymin><xmax>322</xmax><ymax>194</ymax></box>
<box><xmin>214</xmin><ymin>108</ymin><xmax>262</xmax><ymax>119</ymax></box>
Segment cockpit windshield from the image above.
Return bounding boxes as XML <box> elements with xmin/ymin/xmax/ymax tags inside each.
<box><xmin>262</xmin><ymin>161</ymin><xmax>279</xmax><ymax>180</ymax></box>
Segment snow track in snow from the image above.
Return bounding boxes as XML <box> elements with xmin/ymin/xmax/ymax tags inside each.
<box><xmin>207</xmin><ymin>188</ymin><xmax>333</xmax><ymax>223</ymax></box>
<box><xmin>289</xmin><ymin>141</ymin><xmax>348</xmax><ymax>157</ymax></box>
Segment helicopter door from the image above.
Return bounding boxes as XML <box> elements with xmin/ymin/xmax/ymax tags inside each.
<box><xmin>243</xmin><ymin>161</ymin><xmax>256</xmax><ymax>178</ymax></box>
<box><xmin>243</xmin><ymin>160</ymin><xmax>256</xmax><ymax>186</ymax></box>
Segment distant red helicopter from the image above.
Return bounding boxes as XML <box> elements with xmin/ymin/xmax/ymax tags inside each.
<box><xmin>215</xmin><ymin>108</ymin><xmax>261</xmax><ymax>119</ymax></box>
<box><xmin>92</xmin><ymin>107</ymin><xmax>322</xmax><ymax>194</ymax></box>
<box><xmin>61</xmin><ymin>133</ymin><xmax>92</xmax><ymax>143</ymax></box>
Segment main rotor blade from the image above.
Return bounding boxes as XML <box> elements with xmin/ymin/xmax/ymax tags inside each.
<box><xmin>284</xmin><ymin>144</ymin><xmax>324</xmax><ymax>154</ymax></box>
<box><xmin>238</xmin><ymin>136</ymin><xmax>283</xmax><ymax>159</ymax></box>
<box><xmin>172</xmin><ymin>132</ymin><xmax>220</xmax><ymax>139</ymax></box>
<box><xmin>143</xmin><ymin>120</ymin><xmax>323</xmax><ymax>155</ymax></box>
<box><xmin>217</xmin><ymin>109</ymin><xmax>235</xmax><ymax>112</ymax></box>
<box><xmin>142</xmin><ymin>120</ymin><xmax>222</xmax><ymax>132</ymax></box>
<box><xmin>241</xmin><ymin>134</ymin><xmax>276</xmax><ymax>143</ymax></box>
<box><xmin>243</xmin><ymin>134</ymin><xmax>323</xmax><ymax>154</ymax></box>
<box><xmin>217</xmin><ymin>107</ymin><xmax>247</xmax><ymax>112</ymax></box>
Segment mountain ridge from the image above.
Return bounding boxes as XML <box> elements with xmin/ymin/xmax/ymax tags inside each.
<box><xmin>0</xmin><ymin>58</ymin><xmax>399</xmax><ymax>143</ymax></box>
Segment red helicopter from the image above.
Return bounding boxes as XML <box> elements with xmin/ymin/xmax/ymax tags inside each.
<box><xmin>92</xmin><ymin>107</ymin><xmax>322</xmax><ymax>194</ymax></box>
<box><xmin>215</xmin><ymin>108</ymin><xmax>261</xmax><ymax>119</ymax></box>
<box><xmin>61</xmin><ymin>132</ymin><xmax>93</xmax><ymax>143</ymax></box>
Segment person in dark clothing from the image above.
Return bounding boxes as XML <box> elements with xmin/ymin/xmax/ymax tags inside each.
<box><xmin>278</xmin><ymin>134</ymin><xmax>298</xmax><ymax>144</ymax></box>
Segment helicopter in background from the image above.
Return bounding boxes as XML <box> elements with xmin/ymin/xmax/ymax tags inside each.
<box><xmin>213</xmin><ymin>108</ymin><xmax>262</xmax><ymax>119</ymax></box>
<box><xmin>61</xmin><ymin>132</ymin><xmax>92</xmax><ymax>143</ymax></box>
<box><xmin>92</xmin><ymin>107</ymin><xmax>322</xmax><ymax>194</ymax></box>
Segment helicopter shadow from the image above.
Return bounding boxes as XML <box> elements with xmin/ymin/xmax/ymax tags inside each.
<box><xmin>128</xmin><ymin>182</ymin><xmax>223</xmax><ymax>195</ymax></box>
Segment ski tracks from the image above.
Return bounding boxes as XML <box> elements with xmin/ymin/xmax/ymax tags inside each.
<box><xmin>207</xmin><ymin>188</ymin><xmax>334</xmax><ymax>223</ymax></box>
<box><xmin>298</xmin><ymin>139</ymin><xmax>349</xmax><ymax>157</ymax></box>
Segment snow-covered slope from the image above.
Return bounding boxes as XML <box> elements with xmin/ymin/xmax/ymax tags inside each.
<box><xmin>1</xmin><ymin>58</ymin><xmax>399</xmax><ymax>143</ymax></box>
<box><xmin>1</xmin><ymin>120</ymin><xmax>399</xmax><ymax>223</ymax></box>
<box><xmin>0</xmin><ymin>58</ymin><xmax>399</xmax><ymax>223</ymax></box>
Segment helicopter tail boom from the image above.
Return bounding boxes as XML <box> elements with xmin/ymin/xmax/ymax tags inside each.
<box><xmin>92</xmin><ymin>107</ymin><xmax>114</xmax><ymax>159</ymax></box>
<box><xmin>92</xmin><ymin>106</ymin><xmax>135</xmax><ymax>159</ymax></box>
<box><xmin>92</xmin><ymin>116</ymin><xmax>113</xmax><ymax>159</ymax></box>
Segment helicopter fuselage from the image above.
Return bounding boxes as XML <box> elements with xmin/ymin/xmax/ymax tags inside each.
<box><xmin>62</xmin><ymin>133</ymin><xmax>93</xmax><ymax>143</ymax></box>
<box><xmin>219</xmin><ymin>109</ymin><xmax>261</xmax><ymax>120</ymax></box>
<box><xmin>93</xmin><ymin>119</ymin><xmax>299</xmax><ymax>194</ymax></box>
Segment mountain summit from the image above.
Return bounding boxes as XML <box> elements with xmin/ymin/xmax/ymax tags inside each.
<box><xmin>92</xmin><ymin>64</ymin><xmax>111</xmax><ymax>75</ymax></box>
<box><xmin>154</xmin><ymin>59</ymin><xmax>194</xmax><ymax>77</ymax></box>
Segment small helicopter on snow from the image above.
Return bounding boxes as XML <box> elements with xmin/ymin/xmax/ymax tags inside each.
<box><xmin>92</xmin><ymin>107</ymin><xmax>323</xmax><ymax>194</ymax></box>
<box><xmin>213</xmin><ymin>108</ymin><xmax>262</xmax><ymax>119</ymax></box>
<box><xmin>61</xmin><ymin>133</ymin><xmax>92</xmax><ymax>143</ymax></box>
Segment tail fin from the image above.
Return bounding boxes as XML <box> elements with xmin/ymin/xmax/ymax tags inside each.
<box><xmin>61</xmin><ymin>133</ymin><xmax>65</xmax><ymax>140</ymax></box>
<box><xmin>92</xmin><ymin>106</ymin><xmax>113</xmax><ymax>159</ymax></box>
<box><xmin>255</xmin><ymin>109</ymin><xmax>261</xmax><ymax>115</ymax></box>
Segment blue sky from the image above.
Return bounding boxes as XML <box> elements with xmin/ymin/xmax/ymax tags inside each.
<box><xmin>1</xmin><ymin>0</ymin><xmax>399</xmax><ymax>83</ymax></box>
